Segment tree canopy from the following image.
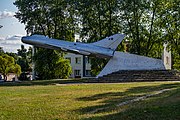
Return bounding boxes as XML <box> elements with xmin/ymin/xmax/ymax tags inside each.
<box><xmin>14</xmin><ymin>0</ymin><xmax>180</xmax><ymax>75</ymax></box>
<box><xmin>17</xmin><ymin>45</ymin><xmax>32</xmax><ymax>72</ymax></box>
<box><xmin>34</xmin><ymin>49</ymin><xmax>71</xmax><ymax>79</ymax></box>
<box><xmin>14</xmin><ymin>0</ymin><xmax>73</xmax><ymax>79</ymax></box>
<box><xmin>0</xmin><ymin>54</ymin><xmax>21</xmax><ymax>81</ymax></box>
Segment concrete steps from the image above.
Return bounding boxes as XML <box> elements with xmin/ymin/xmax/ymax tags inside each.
<box><xmin>86</xmin><ymin>70</ymin><xmax>180</xmax><ymax>83</ymax></box>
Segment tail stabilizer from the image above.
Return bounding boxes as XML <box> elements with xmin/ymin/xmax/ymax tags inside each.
<box><xmin>92</xmin><ymin>34</ymin><xmax>125</xmax><ymax>50</ymax></box>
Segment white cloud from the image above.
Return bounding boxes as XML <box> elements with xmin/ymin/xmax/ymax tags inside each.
<box><xmin>0</xmin><ymin>35</ymin><xmax>31</xmax><ymax>53</ymax></box>
<box><xmin>6</xmin><ymin>35</ymin><xmax>23</xmax><ymax>40</ymax></box>
<box><xmin>0</xmin><ymin>37</ymin><xmax>5</xmax><ymax>40</ymax></box>
<box><xmin>0</xmin><ymin>11</ymin><xmax>15</xmax><ymax>19</ymax></box>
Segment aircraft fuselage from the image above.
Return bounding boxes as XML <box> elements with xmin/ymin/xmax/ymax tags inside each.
<box><xmin>22</xmin><ymin>35</ymin><xmax>114</xmax><ymax>58</ymax></box>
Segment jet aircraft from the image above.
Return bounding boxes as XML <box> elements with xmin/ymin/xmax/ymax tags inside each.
<box><xmin>21</xmin><ymin>34</ymin><xmax>165</xmax><ymax>78</ymax></box>
<box><xmin>22</xmin><ymin>34</ymin><xmax>125</xmax><ymax>58</ymax></box>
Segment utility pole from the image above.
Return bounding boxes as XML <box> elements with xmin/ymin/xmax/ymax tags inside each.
<box><xmin>32</xmin><ymin>46</ymin><xmax>36</xmax><ymax>80</ymax></box>
<box><xmin>82</xmin><ymin>55</ymin><xmax>86</xmax><ymax>77</ymax></box>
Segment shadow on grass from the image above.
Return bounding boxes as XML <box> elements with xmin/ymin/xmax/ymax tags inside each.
<box><xmin>0</xmin><ymin>79</ymin><xmax>85</xmax><ymax>87</ymax></box>
<box><xmin>76</xmin><ymin>83</ymin><xmax>180</xmax><ymax>120</ymax></box>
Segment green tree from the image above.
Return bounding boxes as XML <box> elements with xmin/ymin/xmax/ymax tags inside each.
<box><xmin>34</xmin><ymin>49</ymin><xmax>71</xmax><ymax>79</ymax></box>
<box><xmin>6</xmin><ymin>52</ymin><xmax>19</xmax><ymax>63</ymax></box>
<box><xmin>14</xmin><ymin>0</ymin><xmax>76</xmax><ymax>40</ymax></box>
<box><xmin>0</xmin><ymin>54</ymin><xmax>21</xmax><ymax>81</ymax></box>
<box><xmin>118</xmin><ymin>0</ymin><xmax>165</xmax><ymax>58</ymax></box>
<box><xmin>14</xmin><ymin>0</ymin><xmax>74</xmax><ymax>79</ymax></box>
<box><xmin>76</xmin><ymin>0</ymin><xmax>121</xmax><ymax>42</ymax></box>
<box><xmin>0</xmin><ymin>47</ymin><xmax>4</xmax><ymax>54</ymax></box>
<box><xmin>14</xmin><ymin>0</ymin><xmax>180</xmax><ymax>75</ymax></box>
<box><xmin>157</xmin><ymin>0</ymin><xmax>180</xmax><ymax>70</ymax></box>
<box><xmin>17</xmin><ymin>45</ymin><xmax>32</xmax><ymax>72</ymax></box>
<box><xmin>17</xmin><ymin>45</ymin><xmax>27</xmax><ymax>58</ymax></box>
<box><xmin>55</xmin><ymin>58</ymin><xmax>72</xmax><ymax>79</ymax></box>
<box><xmin>76</xmin><ymin>0</ymin><xmax>122</xmax><ymax>75</ymax></box>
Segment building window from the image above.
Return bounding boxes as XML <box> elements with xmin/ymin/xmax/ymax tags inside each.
<box><xmin>86</xmin><ymin>70</ymin><xmax>91</xmax><ymax>76</ymax></box>
<box><xmin>85</xmin><ymin>57</ymin><xmax>91</xmax><ymax>64</ymax></box>
<box><xmin>75</xmin><ymin>57</ymin><xmax>81</xmax><ymax>64</ymax></box>
<box><xmin>74</xmin><ymin>70</ymin><xmax>81</xmax><ymax>77</ymax></box>
<box><xmin>66</xmin><ymin>57</ymin><xmax>71</xmax><ymax>63</ymax></box>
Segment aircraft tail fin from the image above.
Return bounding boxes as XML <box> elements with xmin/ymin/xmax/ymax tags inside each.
<box><xmin>92</xmin><ymin>34</ymin><xmax>125</xmax><ymax>50</ymax></box>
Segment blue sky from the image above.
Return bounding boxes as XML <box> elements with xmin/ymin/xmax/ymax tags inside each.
<box><xmin>0</xmin><ymin>0</ymin><xmax>29</xmax><ymax>53</ymax></box>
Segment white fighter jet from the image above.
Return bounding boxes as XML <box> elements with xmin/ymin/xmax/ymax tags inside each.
<box><xmin>22</xmin><ymin>34</ymin><xmax>166</xmax><ymax>78</ymax></box>
<box><xmin>22</xmin><ymin>34</ymin><xmax>125</xmax><ymax>58</ymax></box>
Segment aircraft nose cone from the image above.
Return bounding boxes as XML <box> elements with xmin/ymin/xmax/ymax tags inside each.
<box><xmin>21</xmin><ymin>36</ymin><xmax>31</xmax><ymax>44</ymax></box>
<box><xmin>21</xmin><ymin>36</ymin><xmax>27</xmax><ymax>43</ymax></box>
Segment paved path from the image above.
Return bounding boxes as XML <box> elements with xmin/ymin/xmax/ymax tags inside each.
<box><xmin>89</xmin><ymin>88</ymin><xmax>175</xmax><ymax>114</ymax></box>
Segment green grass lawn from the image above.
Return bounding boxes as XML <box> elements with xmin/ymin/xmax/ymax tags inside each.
<box><xmin>0</xmin><ymin>80</ymin><xmax>180</xmax><ymax>120</ymax></box>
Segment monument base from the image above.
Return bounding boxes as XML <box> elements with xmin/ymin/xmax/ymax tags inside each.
<box><xmin>91</xmin><ymin>70</ymin><xmax>180</xmax><ymax>83</ymax></box>
<box><xmin>97</xmin><ymin>51</ymin><xmax>165</xmax><ymax>78</ymax></box>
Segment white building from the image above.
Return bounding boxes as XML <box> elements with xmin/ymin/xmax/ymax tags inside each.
<box><xmin>65</xmin><ymin>53</ymin><xmax>92</xmax><ymax>78</ymax></box>
<box><xmin>0</xmin><ymin>73</ymin><xmax>18</xmax><ymax>81</ymax></box>
<box><xmin>64</xmin><ymin>34</ymin><xmax>92</xmax><ymax>78</ymax></box>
